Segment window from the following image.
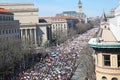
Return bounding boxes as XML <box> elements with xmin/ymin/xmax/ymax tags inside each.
<box><xmin>6</xmin><ymin>30</ymin><xmax>8</xmax><ymax>34</ymax></box>
<box><xmin>104</xmin><ymin>55</ymin><xmax>110</xmax><ymax>66</ymax></box>
<box><xmin>0</xmin><ymin>16</ymin><xmax>2</xmax><ymax>20</ymax></box>
<box><xmin>112</xmin><ymin>77</ymin><xmax>118</xmax><ymax>80</ymax></box>
<box><xmin>15</xmin><ymin>29</ymin><xmax>17</xmax><ymax>33</ymax></box>
<box><xmin>17</xmin><ymin>29</ymin><xmax>19</xmax><ymax>33</ymax></box>
<box><xmin>104</xmin><ymin>26</ymin><xmax>106</xmax><ymax>28</ymax></box>
<box><xmin>3</xmin><ymin>16</ymin><xmax>5</xmax><ymax>21</ymax></box>
<box><xmin>2</xmin><ymin>30</ymin><xmax>5</xmax><ymax>34</ymax></box>
<box><xmin>9</xmin><ymin>29</ymin><xmax>11</xmax><ymax>34</ymax></box>
<box><xmin>118</xmin><ymin>55</ymin><xmax>120</xmax><ymax>67</ymax></box>
<box><xmin>102</xmin><ymin>76</ymin><xmax>107</xmax><ymax>80</ymax></box>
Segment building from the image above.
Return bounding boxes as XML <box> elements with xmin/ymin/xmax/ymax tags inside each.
<box><xmin>78</xmin><ymin>0</ymin><xmax>82</xmax><ymax>13</ymax></box>
<box><xmin>36</xmin><ymin>23</ymin><xmax>52</xmax><ymax>46</ymax></box>
<box><xmin>39</xmin><ymin>16</ymin><xmax>79</xmax><ymax>39</ymax></box>
<box><xmin>56</xmin><ymin>0</ymin><xmax>87</xmax><ymax>23</ymax></box>
<box><xmin>0</xmin><ymin>7</ymin><xmax>20</xmax><ymax>41</ymax></box>
<box><xmin>88</xmin><ymin>5</ymin><xmax>120</xmax><ymax>80</ymax></box>
<box><xmin>0</xmin><ymin>3</ymin><xmax>52</xmax><ymax>47</ymax></box>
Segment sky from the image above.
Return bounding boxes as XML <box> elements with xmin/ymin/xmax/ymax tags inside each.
<box><xmin>0</xmin><ymin>0</ymin><xmax>120</xmax><ymax>17</ymax></box>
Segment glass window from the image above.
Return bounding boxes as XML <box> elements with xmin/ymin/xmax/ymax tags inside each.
<box><xmin>0</xmin><ymin>16</ymin><xmax>2</xmax><ymax>20</ymax></box>
<box><xmin>104</xmin><ymin>55</ymin><xmax>110</xmax><ymax>66</ymax></box>
<box><xmin>9</xmin><ymin>29</ymin><xmax>11</xmax><ymax>34</ymax></box>
<box><xmin>3</xmin><ymin>16</ymin><xmax>5</xmax><ymax>21</ymax></box>
<box><xmin>15</xmin><ymin>29</ymin><xmax>17</xmax><ymax>33</ymax></box>
<box><xmin>102</xmin><ymin>76</ymin><xmax>107</xmax><ymax>80</ymax></box>
<box><xmin>17</xmin><ymin>29</ymin><xmax>19</xmax><ymax>32</ymax></box>
<box><xmin>2</xmin><ymin>30</ymin><xmax>5</xmax><ymax>34</ymax></box>
<box><xmin>112</xmin><ymin>77</ymin><xmax>118</xmax><ymax>80</ymax></box>
<box><xmin>118</xmin><ymin>55</ymin><xmax>120</xmax><ymax>67</ymax></box>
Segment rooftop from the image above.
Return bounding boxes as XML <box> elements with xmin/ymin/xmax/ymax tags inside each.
<box><xmin>88</xmin><ymin>28</ymin><xmax>120</xmax><ymax>48</ymax></box>
<box><xmin>0</xmin><ymin>7</ymin><xmax>10</xmax><ymax>13</ymax></box>
<box><xmin>39</xmin><ymin>16</ymin><xmax>80</xmax><ymax>20</ymax></box>
<box><xmin>0</xmin><ymin>3</ymin><xmax>34</xmax><ymax>6</ymax></box>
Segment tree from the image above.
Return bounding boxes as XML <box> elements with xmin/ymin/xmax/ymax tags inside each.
<box><xmin>0</xmin><ymin>39</ymin><xmax>23</xmax><ymax>79</ymax></box>
<box><xmin>76</xmin><ymin>23</ymin><xmax>93</xmax><ymax>34</ymax></box>
<box><xmin>79</xmin><ymin>45</ymin><xmax>95</xmax><ymax>80</ymax></box>
<box><xmin>52</xmin><ymin>30</ymin><xmax>68</xmax><ymax>44</ymax></box>
<box><xmin>0</xmin><ymin>38</ymin><xmax>36</xmax><ymax>79</ymax></box>
<box><xmin>67</xmin><ymin>28</ymin><xmax>77</xmax><ymax>39</ymax></box>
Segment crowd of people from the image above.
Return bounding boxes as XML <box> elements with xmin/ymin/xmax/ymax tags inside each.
<box><xmin>19</xmin><ymin>28</ymin><xmax>99</xmax><ymax>80</ymax></box>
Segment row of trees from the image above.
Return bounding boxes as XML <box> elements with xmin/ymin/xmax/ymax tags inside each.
<box><xmin>52</xmin><ymin>22</ymin><xmax>94</xmax><ymax>45</ymax></box>
<box><xmin>79</xmin><ymin>46</ymin><xmax>95</xmax><ymax>80</ymax></box>
<box><xmin>75</xmin><ymin>22</ymin><xmax>93</xmax><ymax>34</ymax></box>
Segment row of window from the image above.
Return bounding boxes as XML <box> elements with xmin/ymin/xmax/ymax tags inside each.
<box><xmin>52</xmin><ymin>19</ymin><xmax>65</xmax><ymax>21</ymax></box>
<box><xmin>0</xmin><ymin>29</ymin><xmax>20</xmax><ymax>35</ymax></box>
<box><xmin>0</xmin><ymin>16</ymin><xmax>14</xmax><ymax>21</ymax></box>
<box><xmin>52</xmin><ymin>24</ymin><xmax>67</xmax><ymax>29</ymax></box>
<box><xmin>104</xmin><ymin>55</ymin><xmax>120</xmax><ymax>67</ymax></box>
<box><xmin>102</xmin><ymin>76</ymin><xmax>118</xmax><ymax>80</ymax></box>
<box><xmin>0</xmin><ymin>35</ymin><xmax>20</xmax><ymax>41</ymax></box>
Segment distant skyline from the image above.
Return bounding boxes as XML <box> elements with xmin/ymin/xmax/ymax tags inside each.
<box><xmin>0</xmin><ymin>0</ymin><xmax>120</xmax><ymax>17</ymax></box>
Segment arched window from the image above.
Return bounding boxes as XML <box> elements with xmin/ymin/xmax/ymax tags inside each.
<box><xmin>112</xmin><ymin>77</ymin><xmax>118</xmax><ymax>80</ymax></box>
<box><xmin>102</xmin><ymin>76</ymin><xmax>107</xmax><ymax>80</ymax></box>
<box><xmin>104</xmin><ymin>26</ymin><xmax>106</xmax><ymax>28</ymax></box>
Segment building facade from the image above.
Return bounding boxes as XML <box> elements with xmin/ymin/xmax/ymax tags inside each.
<box><xmin>89</xmin><ymin>5</ymin><xmax>120</xmax><ymax>80</ymax></box>
<box><xmin>0</xmin><ymin>3</ymin><xmax>52</xmax><ymax>47</ymax></box>
<box><xmin>39</xmin><ymin>16</ymin><xmax>79</xmax><ymax>39</ymax></box>
<box><xmin>0</xmin><ymin>7</ymin><xmax>20</xmax><ymax>41</ymax></box>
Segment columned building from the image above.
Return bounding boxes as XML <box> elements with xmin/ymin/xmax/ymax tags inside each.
<box><xmin>0</xmin><ymin>7</ymin><xmax>20</xmax><ymax>41</ymax></box>
<box><xmin>88</xmin><ymin>5</ymin><xmax>120</xmax><ymax>80</ymax></box>
<box><xmin>0</xmin><ymin>3</ymin><xmax>52</xmax><ymax>47</ymax></box>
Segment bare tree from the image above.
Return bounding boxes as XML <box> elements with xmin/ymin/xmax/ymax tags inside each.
<box><xmin>76</xmin><ymin>23</ymin><xmax>93</xmax><ymax>34</ymax></box>
<box><xmin>79</xmin><ymin>45</ymin><xmax>95</xmax><ymax>80</ymax></box>
<box><xmin>0</xmin><ymin>39</ymin><xmax>36</xmax><ymax>79</ymax></box>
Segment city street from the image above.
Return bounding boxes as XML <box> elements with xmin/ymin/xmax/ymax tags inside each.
<box><xmin>20</xmin><ymin>27</ymin><xmax>99</xmax><ymax>80</ymax></box>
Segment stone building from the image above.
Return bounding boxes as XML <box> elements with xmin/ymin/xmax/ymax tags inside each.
<box><xmin>0</xmin><ymin>7</ymin><xmax>20</xmax><ymax>41</ymax></box>
<box><xmin>0</xmin><ymin>3</ymin><xmax>52</xmax><ymax>47</ymax></box>
<box><xmin>88</xmin><ymin>4</ymin><xmax>120</xmax><ymax>80</ymax></box>
<box><xmin>39</xmin><ymin>16</ymin><xmax>79</xmax><ymax>39</ymax></box>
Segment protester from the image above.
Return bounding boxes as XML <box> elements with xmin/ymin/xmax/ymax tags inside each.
<box><xmin>20</xmin><ymin>28</ymin><xmax>98</xmax><ymax>80</ymax></box>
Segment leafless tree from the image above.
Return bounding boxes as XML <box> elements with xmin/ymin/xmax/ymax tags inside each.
<box><xmin>79</xmin><ymin>45</ymin><xmax>95</xmax><ymax>80</ymax></box>
<box><xmin>76</xmin><ymin>23</ymin><xmax>93</xmax><ymax>34</ymax></box>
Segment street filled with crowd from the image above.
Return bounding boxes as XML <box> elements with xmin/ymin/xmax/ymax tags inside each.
<box><xmin>19</xmin><ymin>28</ymin><xmax>99</xmax><ymax>80</ymax></box>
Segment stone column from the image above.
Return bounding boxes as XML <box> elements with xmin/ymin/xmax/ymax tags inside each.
<box><xmin>30</xmin><ymin>29</ymin><xmax>32</xmax><ymax>42</ymax></box>
<box><xmin>25</xmin><ymin>29</ymin><xmax>28</xmax><ymax>43</ymax></box>
<box><xmin>34</xmin><ymin>29</ymin><xmax>37</xmax><ymax>46</ymax></box>
<box><xmin>20</xmin><ymin>29</ymin><xmax>23</xmax><ymax>39</ymax></box>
